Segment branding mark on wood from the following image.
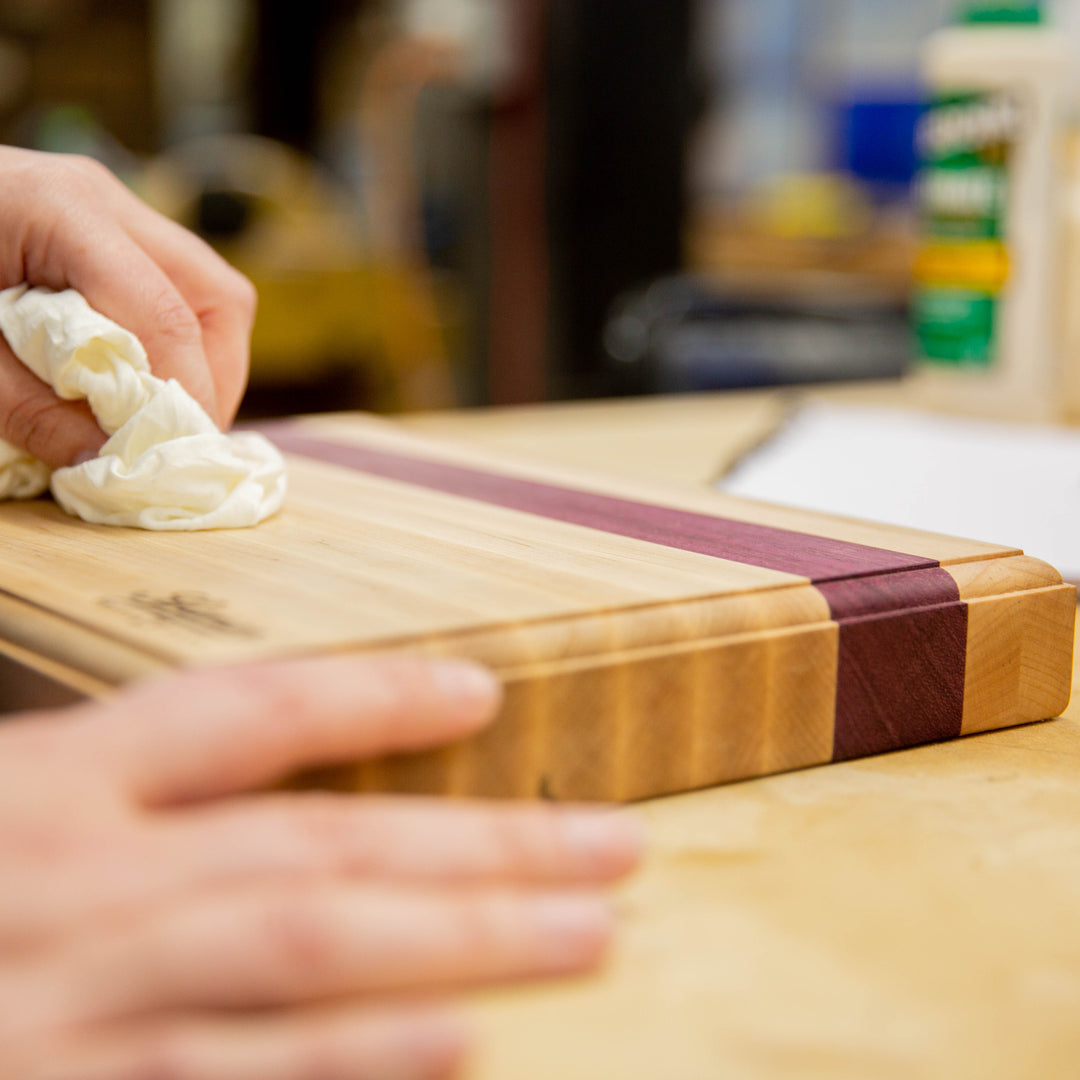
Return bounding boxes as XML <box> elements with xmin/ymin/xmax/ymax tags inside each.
<box><xmin>99</xmin><ymin>591</ymin><xmax>261</xmax><ymax>639</ymax></box>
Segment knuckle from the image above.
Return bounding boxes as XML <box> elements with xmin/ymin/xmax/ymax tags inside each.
<box><xmin>127</xmin><ymin>1030</ymin><xmax>194</xmax><ymax>1080</ymax></box>
<box><xmin>29</xmin><ymin>158</ymin><xmax>80</xmax><ymax>196</ymax></box>
<box><xmin>2</xmin><ymin>152</ymin><xmax>97</xmax><ymax>206</ymax></box>
<box><xmin>292</xmin><ymin>797</ymin><xmax>373</xmax><ymax>870</ymax></box>
<box><xmin>234</xmin><ymin>665</ymin><xmax>313</xmax><ymax>732</ymax></box>
<box><xmin>527</xmin><ymin>805</ymin><xmax>569</xmax><ymax>864</ymax></box>
<box><xmin>148</xmin><ymin>291</ymin><xmax>201</xmax><ymax>348</ymax></box>
<box><xmin>486</xmin><ymin>806</ymin><xmax>561</xmax><ymax>873</ymax></box>
<box><xmin>1</xmin><ymin>820</ymin><xmax>81</xmax><ymax>867</ymax></box>
<box><xmin>32</xmin><ymin>156</ymin><xmax>106</xmax><ymax>203</ymax></box>
<box><xmin>227</xmin><ymin>269</ymin><xmax>258</xmax><ymax>316</ymax></box>
<box><xmin>3</xmin><ymin>395</ymin><xmax>71</xmax><ymax>462</ymax></box>
<box><xmin>293</xmin><ymin>1041</ymin><xmax>357</xmax><ymax>1080</ymax></box>
<box><xmin>196</xmin><ymin>665</ymin><xmax>313</xmax><ymax>767</ymax></box>
<box><xmin>486</xmin><ymin>811</ymin><xmax>527</xmax><ymax>868</ymax></box>
<box><xmin>260</xmin><ymin>893</ymin><xmax>340</xmax><ymax>986</ymax></box>
<box><xmin>451</xmin><ymin>896</ymin><xmax>504</xmax><ymax>959</ymax></box>
<box><xmin>65</xmin><ymin>153</ymin><xmax>114</xmax><ymax>183</ymax></box>
<box><xmin>17</xmin><ymin>189</ymin><xmax>80</xmax><ymax>285</ymax></box>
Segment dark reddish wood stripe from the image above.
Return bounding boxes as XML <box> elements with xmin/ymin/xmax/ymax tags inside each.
<box><xmin>819</xmin><ymin>574</ymin><xmax>967</xmax><ymax>761</ymax></box>
<box><xmin>264</xmin><ymin>425</ymin><xmax>969</xmax><ymax>764</ymax></box>
<box><xmin>261</xmin><ymin>426</ymin><xmax>936</xmax><ymax>582</ymax></box>
<box><xmin>816</xmin><ymin>566</ymin><xmax>960</xmax><ymax>619</ymax></box>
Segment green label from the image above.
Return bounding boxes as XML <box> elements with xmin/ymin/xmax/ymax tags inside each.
<box><xmin>913</xmin><ymin>290</ymin><xmax>997</xmax><ymax>364</ymax></box>
<box><xmin>914</xmin><ymin>91</ymin><xmax>1020</xmax><ymax>367</ymax></box>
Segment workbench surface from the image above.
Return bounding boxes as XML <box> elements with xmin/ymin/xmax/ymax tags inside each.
<box><xmin>401</xmin><ymin>386</ymin><xmax>1080</xmax><ymax>1080</ymax></box>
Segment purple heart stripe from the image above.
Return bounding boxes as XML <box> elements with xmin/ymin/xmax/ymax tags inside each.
<box><xmin>261</xmin><ymin>424</ymin><xmax>967</xmax><ymax>763</ymax></box>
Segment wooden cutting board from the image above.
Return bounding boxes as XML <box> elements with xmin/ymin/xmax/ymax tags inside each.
<box><xmin>0</xmin><ymin>412</ymin><xmax>1073</xmax><ymax>802</ymax></box>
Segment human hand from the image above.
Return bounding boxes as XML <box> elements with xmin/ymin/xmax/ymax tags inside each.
<box><xmin>0</xmin><ymin>146</ymin><xmax>256</xmax><ymax>468</ymax></box>
<box><xmin>0</xmin><ymin>654</ymin><xmax>641</xmax><ymax>1080</ymax></box>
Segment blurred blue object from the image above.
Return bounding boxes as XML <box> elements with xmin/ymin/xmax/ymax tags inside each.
<box><xmin>833</xmin><ymin>90</ymin><xmax>924</xmax><ymax>191</ymax></box>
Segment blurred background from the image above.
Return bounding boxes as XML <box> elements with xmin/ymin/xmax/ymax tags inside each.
<box><xmin>1</xmin><ymin>0</ymin><xmax>1079</xmax><ymax>419</ymax></box>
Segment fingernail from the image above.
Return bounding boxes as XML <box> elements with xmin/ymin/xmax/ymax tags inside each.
<box><xmin>564</xmin><ymin>811</ymin><xmax>645</xmax><ymax>876</ymax></box>
<box><xmin>430</xmin><ymin>660</ymin><xmax>501</xmax><ymax>706</ymax></box>
<box><xmin>530</xmin><ymin>895</ymin><xmax>613</xmax><ymax>971</ymax></box>
<box><xmin>72</xmin><ymin>448</ymin><xmax>99</xmax><ymax>466</ymax></box>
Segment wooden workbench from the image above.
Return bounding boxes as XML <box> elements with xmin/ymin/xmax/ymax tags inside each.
<box><xmin>400</xmin><ymin>387</ymin><xmax>1080</xmax><ymax>1080</ymax></box>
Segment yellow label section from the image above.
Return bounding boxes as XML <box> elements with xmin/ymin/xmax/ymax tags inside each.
<box><xmin>913</xmin><ymin>240</ymin><xmax>1011</xmax><ymax>293</ymax></box>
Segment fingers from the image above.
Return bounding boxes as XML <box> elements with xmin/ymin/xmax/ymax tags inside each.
<box><xmin>0</xmin><ymin>799</ymin><xmax>640</xmax><ymax>953</ymax></box>
<box><xmin>0</xmin><ymin>150</ymin><xmax>257</xmax><ymax>435</ymax></box>
<box><xmin>30</xmin><ymin>1005</ymin><xmax>467</xmax><ymax>1080</ymax></box>
<box><xmin>177</xmin><ymin>795</ymin><xmax>644</xmax><ymax>887</ymax></box>
<box><xmin>71</xmin><ymin>883</ymin><xmax>611</xmax><ymax>1018</ymax></box>
<box><xmin>85</xmin><ymin>655</ymin><xmax>502</xmax><ymax>806</ymax></box>
<box><xmin>0</xmin><ymin>335</ymin><xmax>105</xmax><ymax>467</ymax></box>
<box><xmin>89</xmin><ymin>186</ymin><xmax>256</xmax><ymax>425</ymax></box>
<box><xmin>23</xmin><ymin>200</ymin><xmax>222</xmax><ymax>424</ymax></box>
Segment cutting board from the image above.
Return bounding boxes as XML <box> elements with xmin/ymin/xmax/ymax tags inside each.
<box><xmin>0</xmin><ymin>413</ymin><xmax>1073</xmax><ymax>802</ymax></box>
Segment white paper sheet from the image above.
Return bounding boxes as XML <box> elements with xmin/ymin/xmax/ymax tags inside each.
<box><xmin>718</xmin><ymin>403</ymin><xmax>1080</xmax><ymax>582</ymax></box>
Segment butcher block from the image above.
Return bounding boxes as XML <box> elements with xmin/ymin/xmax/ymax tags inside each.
<box><xmin>0</xmin><ymin>412</ymin><xmax>1073</xmax><ymax>802</ymax></box>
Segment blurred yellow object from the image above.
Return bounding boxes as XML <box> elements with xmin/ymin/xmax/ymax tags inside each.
<box><xmin>745</xmin><ymin>172</ymin><xmax>875</xmax><ymax>241</ymax></box>
<box><xmin>140</xmin><ymin>134</ymin><xmax>457</xmax><ymax>412</ymax></box>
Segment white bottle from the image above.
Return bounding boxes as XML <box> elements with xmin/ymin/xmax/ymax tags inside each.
<box><xmin>912</xmin><ymin>4</ymin><xmax>1070</xmax><ymax>421</ymax></box>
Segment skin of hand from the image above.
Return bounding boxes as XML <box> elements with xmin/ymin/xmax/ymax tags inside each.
<box><xmin>0</xmin><ymin>653</ymin><xmax>642</xmax><ymax>1080</ymax></box>
<box><xmin>0</xmin><ymin>146</ymin><xmax>257</xmax><ymax>468</ymax></box>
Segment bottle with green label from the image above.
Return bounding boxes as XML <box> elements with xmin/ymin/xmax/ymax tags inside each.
<box><xmin>914</xmin><ymin>0</ymin><xmax>1070</xmax><ymax>418</ymax></box>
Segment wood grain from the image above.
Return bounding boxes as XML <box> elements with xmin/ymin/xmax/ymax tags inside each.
<box><xmin>467</xmin><ymin>707</ymin><xmax>1080</xmax><ymax>1080</ymax></box>
<box><xmin>260</xmin><ymin>422</ymin><xmax>948</xmax><ymax>579</ymax></box>
<box><xmin>312</xmin><ymin>411</ymin><xmax>1019</xmax><ymax>563</ymax></box>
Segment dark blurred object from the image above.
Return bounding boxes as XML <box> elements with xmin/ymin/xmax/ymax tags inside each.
<box><xmin>486</xmin><ymin>0</ymin><xmax>547</xmax><ymax>405</ymax></box>
<box><xmin>604</xmin><ymin>276</ymin><xmax>912</xmax><ymax>393</ymax></box>
<box><xmin>195</xmin><ymin>187</ymin><xmax>254</xmax><ymax>240</ymax></box>
<box><xmin>0</xmin><ymin>652</ymin><xmax>84</xmax><ymax>715</ymax></box>
<box><xmin>252</xmin><ymin>0</ymin><xmax>359</xmax><ymax>153</ymax></box>
<box><xmin>0</xmin><ymin>0</ymin><xmax>154</xmax><ymax>152</ymax></box>
<box><xmin>8</xmin><ymin>102</ymin><xmax>142</xmax><ymax>180</ymax></box>
<box><xmin>542</xmin><ymin>0</ymin><xmax>698</xmax><ymax>400</ymax></box>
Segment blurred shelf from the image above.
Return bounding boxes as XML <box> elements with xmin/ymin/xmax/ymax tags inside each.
<box><xmin>685</xmin><ymin>206</ymin><xmax>917</xmax><ymax>303</ymax></box>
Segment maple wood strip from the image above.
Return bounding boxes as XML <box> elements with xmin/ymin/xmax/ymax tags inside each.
<box><xmin>940</xmin><ymin>558</ymin><xmax>1075</xmax><ymax>736</ymax></box>
<box><xmin>341</xmin><ymin>621</ymin><xmax>840</xmax><ymax>801</ymax></box>
<box><xmin>376</xmin><ymin>584</ymin><xmax>832</xmax><ymax>670</ymax></box>
<box><xmin>0</xmin><ymin>455</ymin><xmax>817</xmax><ymax>675</ymax></box>
<box><xmin>0</xmin><ymin>588</ymin><xmax>168</xmax><ymax>686</ymax></box>
<box><xmin>261</xmin><ymin>425</ymin><xmax>937</xmax><ymax>582</ymax></box>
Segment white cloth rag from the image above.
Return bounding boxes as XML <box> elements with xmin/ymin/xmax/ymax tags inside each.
<box><xmin>0</xmin><ymin>284</ymin><xmax>286</xmax><ymax>530</ymax></box>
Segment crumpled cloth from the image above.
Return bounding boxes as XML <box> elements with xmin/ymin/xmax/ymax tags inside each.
<box><xmin>0</xmin><ymin>284</ymin><xmax>286</xmax><ymax>530</ymax></box>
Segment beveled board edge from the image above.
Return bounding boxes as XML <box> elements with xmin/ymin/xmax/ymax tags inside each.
<box><xmin>303</xmin><ymin>574</ymin><xmax>1075</xmax><ymax>801</ymax></box>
